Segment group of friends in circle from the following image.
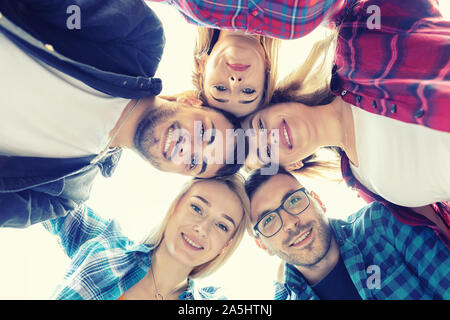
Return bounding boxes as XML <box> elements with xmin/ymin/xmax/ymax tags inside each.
<box><xmin>0</xmin><ymin>0</ymin><xmax>448</xmax><ymax>300</ymax></box>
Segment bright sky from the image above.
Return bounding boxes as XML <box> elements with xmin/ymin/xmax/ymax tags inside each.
<box><xmin>0</xmin><ymin>2</ymin><xmax>448</xmax><ymax>300</ymax></box>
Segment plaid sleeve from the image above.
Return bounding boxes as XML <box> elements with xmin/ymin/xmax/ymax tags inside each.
<box><xmin>274</xmin><ymin>281</ymin><xmax>290</xmax><ymax>300</ymax></box>
<box><xmin>42</xmin><ymin>205</ymin><xmax>113</xmax><ymax>259</ymax></box>
<box><xmin>365</xmin><ymin>203</ymin><xmax>450</xmax><ymax>299</ymax></box>
<box><xmin>148</xmin><ymin>0</ymin><xmax>349</xmax><ymax>39</ymax></box>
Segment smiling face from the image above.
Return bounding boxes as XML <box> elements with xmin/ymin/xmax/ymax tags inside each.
<box><xmin>250</xmin><ymin>174</ymin><xmax>332</xmax><ymax>267</ymax></box>
<box><xmin>201</xmin><ymin>33</ymin><xmax>267</xmax><ymax>117</ymax></box>
<box><xmin>161</xmin><ymin>180</ymin><xmax>244</xmax><ymax>268</ymax></box>
<box><xmin>243</xmin><ymin>102</ymin><xmax>321</xmax><ymax>169</ymax></box>
<box><xmin>134</xmin><ymin>102</ymin><xmax>237</xmax><ymax>178</ymax></box>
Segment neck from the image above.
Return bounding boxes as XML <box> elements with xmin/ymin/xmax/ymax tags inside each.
<box><xmin>295</xmin><ymin>235</ymin><xmax>340</xmax><ymax>286</ymax></box>
<box><xmin>109</xmin><ymin>96</ymin><xmax>157</xmax><ymax>149</ymax></box>
<box><xmin>149</xmin><ymin>243</ymin><xmax>193</xmax><ymax>298</ymax></box>
<box><xmin>310</xmin><ymin>97</ymin><xmax>357</xmax><ymax>164</ymax></box>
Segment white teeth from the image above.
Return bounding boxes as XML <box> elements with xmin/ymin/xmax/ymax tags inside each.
<box><xmin>164</xmin><ymin>127</ymin><xmax>173</xmax><ymax>153</ymax></box>
<box><xmin>283</xmin><ymin>125</ymin><xmax>292</xmax><ymax>146</ymax></box>
<box><xmin>183</xmin><ymin>234</ymin><xmax>203</xmax><ymax>249</ymax></box>
<box><xmin>293</xmin><ymin>230</ymin><xmax>311</xmax><ymax>245</ymax></box>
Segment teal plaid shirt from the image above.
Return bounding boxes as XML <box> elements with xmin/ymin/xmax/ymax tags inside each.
<box><xmin>43</xmin><ymin>206</ymin><xmax>224</xmax><ymax>300</ymax></box>
<box><xmin>275</xmin><ymin>202</ymin><xmax>450</xmax><ymax>300</ymax></box>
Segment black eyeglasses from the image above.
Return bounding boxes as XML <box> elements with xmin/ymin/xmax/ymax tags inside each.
<box><xmin>253</xmin><ymin>188</ymin><xmax>310</xmax><ymax>238</ymax></box>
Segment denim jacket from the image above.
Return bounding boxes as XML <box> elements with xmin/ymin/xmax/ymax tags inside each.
<box><xmin>0</xmin><ymin>0</ymin><xmax>165</xmax><ymax>98</ymax></box>
<box><xmin>0</xmin><ymin>0</ymin><xmax>164</xmax><ymax>227</ymax></box>
<box><xmin>0</xmin><ymin>149</ymin><xmax>122</xmax><ymax>228</ymax></box>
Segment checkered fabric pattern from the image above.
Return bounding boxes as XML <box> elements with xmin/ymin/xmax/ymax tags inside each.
<box><xmin>332</xmin><ymin>0</ymin><xmax>450</xmax><ymax>133</ymax></box>
<box><xmin>275</xmin><ymin>202</ymin><xmax>450</xmax><ymax>300</ymax></box>
<box><xmin>42</xmin><ymin>205</ymin><xmax>224</xmax><ymax>300</ymax></box>
<box><xmin>149</xmin><ymin>0</ymin><xmax>348</xmax><ymax>39</ymax></box>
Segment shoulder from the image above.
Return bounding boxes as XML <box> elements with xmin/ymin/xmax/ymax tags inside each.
<box><xmin>340</xmin><ymin>202</ymin><xmax>400</xmax><ymax>244</ymax></box>
<box><xmin>346</xmin><ymin>201</ymin><xmax>396</xmax><ymax>229</ymax></box>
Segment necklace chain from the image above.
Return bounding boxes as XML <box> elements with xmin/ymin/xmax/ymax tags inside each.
<box><xmin>150</xmin><ymin>265</ymin><xmax>165</xmax><ymax>300</ymax></box>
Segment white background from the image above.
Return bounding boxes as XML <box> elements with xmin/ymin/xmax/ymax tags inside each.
<box><xmin>0</xmin><ymin>2</ymin><xmax>448</xmax><ymax>300</ymax></box>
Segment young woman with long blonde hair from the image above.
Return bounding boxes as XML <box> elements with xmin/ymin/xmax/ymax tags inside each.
<box><xmin>44</xmin><ymin>174</ymin><xmax>250</xmax><ymax>300</ymax></box>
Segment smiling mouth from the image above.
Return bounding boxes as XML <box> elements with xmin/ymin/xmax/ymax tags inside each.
<box><xmin>162</xmin><ymin>123</ymin><xmax>181</xmax><ymax>159</ymax></box>
<box><xmin>226</xmin><ymin>63</ymin><xmax>250</xmax><ymax>72</ymax></box>
<box><xmin>181</xmin><ymin>232</ymin><xmax>204</xmax><ymax>250</ymax></box>
<box><xmin>289</xmin><ymin>228</ymin><xmax>313</xmax><ymax>247</ymax></box>
<box><xmin>280</xmin><ymin>119</ymin><xmax>293</xmax><ymax>149</ymax></box>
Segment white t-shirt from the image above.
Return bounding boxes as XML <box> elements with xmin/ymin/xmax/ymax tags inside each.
<box><xmin>350</xmin><ymin>105</ymin><xmax>450</xmax><ymax>207</ymax></box>
<box><xmin>0</xmin><ymin>33</ymin><xmax>128</xmax><ymax>158</ymax></box>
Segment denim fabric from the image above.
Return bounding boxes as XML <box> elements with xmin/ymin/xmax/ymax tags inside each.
<box><xmin>0</xmin><ymin>149</ymin><xmax>122</xmax><ymax>228</ymax></box>
<box><xmin>0</xmin><ymin>0</ymin><xmax>164</xmax><ymax>227</ymax></box>
<box><xmin>0</xmin><ymin>0</ymin><xmax>165</xmax><ymax>98</ymax></box>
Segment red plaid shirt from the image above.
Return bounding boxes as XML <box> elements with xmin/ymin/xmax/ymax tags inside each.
<box><xmin>149</xmin><ymin>0</ymin><xmax>349</xmax><ymax>39</ymax></box>
<box><xmin>152</xmin><ymin>0</ymin><xmax>450</xmax><ymax>132</ymax></box>
<box><xmin>332</xmin><ymin>0</ymin><xmax>450</xmax><ymax>133</ymax></box>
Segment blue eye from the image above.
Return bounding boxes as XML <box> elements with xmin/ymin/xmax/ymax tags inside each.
<box><xmin>214</xmin><ymin>85</ymin><xmax>227</xmax><ymax>92</ymax></box>
<box><xmin>217</xmin><ymin>223</ymin><xmax>229</xmax><ymax>232</ymax></box>
<box><xmin>263</xmin><ymin>215</ymin><xmax>273</xmax><ymax>227</ymax></box>
<box><xmin>242</xmin><ymin>88</ymin><xmax>256</xmax><ymax>94</ymax></box>
<box><xmin>290</xmin><ymin>197</ymin><xmax>300</xmax><ymax>205</ymax></box>
<box><xmin>191</xmin><ymin>204</ymin><xmax>202</xmax><ymax>215</ymax></box>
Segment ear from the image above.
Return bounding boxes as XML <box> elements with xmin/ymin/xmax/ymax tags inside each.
<box><xmin>309</xmin><ymin>190</ymin><xmax>327</xmax><ymax>213</ymax></box>
<box><xmin>176</xmin><ymin>96</ymin><xmax>203</xmax><ymax>108</ymax></box>
<box><xmin>254</xmin><ymin>238</ymin><xmax>275</xmax><ymax>256</ymax></box>
<box><xmin>286</xmin><ymin>160</ymin><xmax>303</xmax><ymax>172</ymax></box>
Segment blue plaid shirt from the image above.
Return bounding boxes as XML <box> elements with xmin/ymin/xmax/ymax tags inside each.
<box><xmin>42</xmin><ymin>206</ymin><xmax>224</xmax><ymax>300</ymax></box>
<box><xmin>275</xmin><ymin>202</ymin><xmax>450</xmax><ymax>300</ymax></box>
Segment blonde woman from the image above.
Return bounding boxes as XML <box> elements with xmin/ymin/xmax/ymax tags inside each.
<box><xmin>172</xmin><ymin>27</ymin><xmax>281</xmax><ymax>118</ymax></box>
<box><xmin>43</xmin><ymin>174</ymin><xmax>249</xmax><ymax>300</ymax></box>
<box><xmin>147</xmin><ymin>0</ymin><xmax>342</xmax><ymax>118</ymax></box>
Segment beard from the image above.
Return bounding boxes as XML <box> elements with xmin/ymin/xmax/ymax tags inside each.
<box><xmin>133</xmin><ymin>107</ymin><xmax>177</xmax><ymax>169</ymax></box>
<box><xmin>271</xmin><ymin>215</ymin><xmax>333</xmax><ymax>268</ymax></box>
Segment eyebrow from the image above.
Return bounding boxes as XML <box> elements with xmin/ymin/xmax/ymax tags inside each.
<box><xmin>198</xmin><ymin>156</ymin><xmax>209</xmax><ymax>175</ymax></box>
<box><xmin>211</xmin><ymin>96</ymin><xmax>259</xmax><ymax>105</ymax></box>
<box><xmin>193</xmin><ymin>196</ymin><xmax>236</xmax><ymax>228</ymax></box>
<box><xmin>222</xmin><ymin>214</ymin><xmax>236</xmax><ymax>229</ymax></box>
<box><xmin>208</xmin><ymin>123</ymin><xmax>216</xmax><ymax>145</ymax></box>
<box><xmin>239</xmin><ymin>96</ymin><xmax>258</xmax><ymax>104</ymax></box>
<box><xmin>193</xmin><ymin>195</ymin><xmax>211</xmax><ymax>207</ymax></box>
<box><xmin>255</xmin><ymin>188</ymin><xmax>299</xmax><ymax>223</ymax></box>
<box><xmin>212</xmin><ymin>96</ymin><xmax>228</xmax><ymax>103</ymax></box>
<box><xmin>249</xmin><ymin>115</ymin><xmax>268</xmax><ymax>164</ymax></box>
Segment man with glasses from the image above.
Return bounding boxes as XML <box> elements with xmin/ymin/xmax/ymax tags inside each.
<box><xmin>245</xmin><ymin>167</ymin><xmax>449</xmax><ymax>300</ymax></box>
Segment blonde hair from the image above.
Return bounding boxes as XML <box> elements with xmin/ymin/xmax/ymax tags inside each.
<box><xmin>244</xmin><ymin>30</ymin><xmax>343</xmax><ymax>180</ymax></box>
<box><xmin>190</xmin><ymin>27</ymin><xmax>281</xmax><ymax>111</ymax></box>
<box><xmin>142</xmin><ymin>174</ymin><xmax>250</xmax><ymax>279</ymax></box>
